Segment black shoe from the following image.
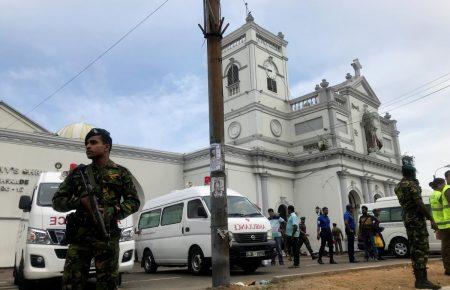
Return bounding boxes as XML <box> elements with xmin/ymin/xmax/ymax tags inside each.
<box><xmin>317</xmin><ymin>259</ymin><xmax>324</xmax><ymax>264</ymax></box>
<box><xmin>311</xmin><ymin>254</ymin><xmax>317</xmax><ymax>260</ymax></box>
<box><xmin>414</xmin><ymin>268</ymin><xmax>441</xmax><ymax>289</ymax></box>
<box><xmin>415</xmin><ymin>280</ymin><xmax>441</xmax><ymax>289</ymax></box>
<box><xmin>330</xmin><ymin>260</ymin><xmax>338</xmax><ymax>264</ymax></box>
<box><xmin>377</xmin><ymin>257</ymin><xmax>386</xmax><ymax>261</ymax></box>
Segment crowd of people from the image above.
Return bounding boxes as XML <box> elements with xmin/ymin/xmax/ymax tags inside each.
<box><xmin>267</xmin><ymin>202</ymin><xmax>386</xmax><ymax>268</ymax></box>
<box><xmin>266</xmin><ymin>156</ymin><xmax>450</xmax><ymax>289</ymax></box>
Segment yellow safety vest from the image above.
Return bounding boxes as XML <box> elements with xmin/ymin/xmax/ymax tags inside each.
<box><xmin>441</xmin><ymin>185</ymin><xmax>450</xmax><ymax>229</ymax></box>
<box><xmin>429</xmin><ymin>190</ymin><xmax>448</xmax><ymax>229</ymax></box>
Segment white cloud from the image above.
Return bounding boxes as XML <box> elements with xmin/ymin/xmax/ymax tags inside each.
<box><xmin>1</xmin><ymin>0</ymin><xmax>450</xmax><ymax>187</ymax></box>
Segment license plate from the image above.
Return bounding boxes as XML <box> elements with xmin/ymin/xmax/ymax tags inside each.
<box><xmin>246</xmin><ymin>250</ymin><xmax>265</xmax><ymax>257</ymax></box>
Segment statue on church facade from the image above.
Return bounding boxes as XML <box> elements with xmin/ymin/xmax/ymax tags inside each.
<box><xmin>362</xmin><ymin>106</ymin><xmax>383</xmax><ymax>153</ymax></box>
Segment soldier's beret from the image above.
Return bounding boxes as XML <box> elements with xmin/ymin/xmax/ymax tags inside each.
<box><xmin>85</xmin><ymin>128</ymin><xmax>112</xmax><ymax>146</ymax></box>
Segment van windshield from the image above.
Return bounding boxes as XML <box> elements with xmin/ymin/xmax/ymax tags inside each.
<box><xmin>37</xmin><ymin>183</ymin><xmax>60</xmax><ymax>206</ymax></box>
<box><xmin>202</xmin><ymin>196</ymin><xmax>263</xmax><ymax>218</ymax></box>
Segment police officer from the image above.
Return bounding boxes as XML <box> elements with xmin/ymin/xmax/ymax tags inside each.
<box><xmin>441</xmin><ymin>171</ymin><xmax>450</xmax><ymax>275</ymax></box>
<box><xmin>52</xmin><ymin>128</ymin><xmax>141</xmax><ymax>290</ymax></box>
<box><xmin>394</xmin><ymin>156</ymin><xmax>440</xmax><ymax>289</ymax></box>
<box><xmin>317</xmin><ymin>207</ymin><xmax>337</xmax><ymax>265</ymax></box>
<box><xmin>299</xmin><ymin>217</ymin><xmax>317</xmax><ymax>260</ymax></box>
<box><xmin>429</xmin><ymin>177</ymin><xmax>449</xmax><ymax>274</ymax></box>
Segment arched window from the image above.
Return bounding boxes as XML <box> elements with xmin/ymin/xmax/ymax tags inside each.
<box><xmin>227</xmin><ymin>64</ymin><xmax>240</xmax><ymax>96</ymax></box>
<box><xmin>227</xmin><ymin>64</ymin><xmax>239</xmax><ymax>85</ymax></box>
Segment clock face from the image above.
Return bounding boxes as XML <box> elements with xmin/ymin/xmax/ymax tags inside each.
<box><xmin>264</xmin><ymin>62</ymin><xmax>277</xmax><ymax>79</ymax></box>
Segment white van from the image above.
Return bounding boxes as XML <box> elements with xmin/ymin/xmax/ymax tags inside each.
<box><xmin>135</xmin><ymin>186</ymin><xmax>275</xmax><ymax>275</ymax></box>
<box><xmin>13</xmin><ymin>171</ymin><xmax>135</xmax><ymax>289</ymax></box>
<box><xmin>362</xmin><ymin>193</ymin><xmax>440</xmax><ymax>258</ymax></box>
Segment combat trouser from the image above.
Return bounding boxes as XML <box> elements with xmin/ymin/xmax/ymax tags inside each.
<box><xmin>299</xmin><ymin>234</ymin><xmax>314</xmax><ymax>256</ymax></box>
<box><xmin>62</xmin><ymin>236</ymin><xmax>120</xmax><ymax>290</ymax></box>
<box><xmin>405</xmin><ymin>225</ymin><xmax>429</xmax><ymax>271</ymax></box>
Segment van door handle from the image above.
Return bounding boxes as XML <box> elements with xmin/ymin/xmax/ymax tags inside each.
<box><xmin>185</xmin><ymin>227</ymin><xmax>190</xmax><ymax>233</ymax></box>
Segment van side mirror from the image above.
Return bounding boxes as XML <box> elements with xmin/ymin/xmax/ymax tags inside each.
<box><xmin>19</xmin><ymin>195</ymin><xmax>32</xmax><ymax>212</ymax></box>
<box><xmin>197</xmin><ymin>207</ymin><xmax>208</xmax><ymax>218</ymax></box>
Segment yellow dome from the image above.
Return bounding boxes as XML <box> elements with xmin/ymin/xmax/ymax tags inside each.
<box><xmin>57</xmin><ymin>123</ymin><xmax>95</xmax><ymax>140</ymax></box>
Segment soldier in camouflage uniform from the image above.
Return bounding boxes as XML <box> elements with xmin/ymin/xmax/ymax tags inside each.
<box><xmin>394</xmin><ymin>156</ymin><xmax>440</xmax><ymax>289</ymax></box>
<box><xmin>52</xmin><ymin>128</ymin><xmax>140</xmax><ymax>290</ymax></box>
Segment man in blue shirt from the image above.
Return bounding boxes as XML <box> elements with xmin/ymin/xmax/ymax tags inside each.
<box><xmin>286</xmin><ymin>205</ymin><xmax>300</xmax><ymax>268</ymax></box>
<box><xmin>317</xmin><ymin>207</ymin><xmax>337</xmax><ymax>264</ymax></box>
<box><xmin>268</xmin><ymin>208</ymin><xmax>285</xmax><ymax>265</ymax></box>
<box><xmin>344</xmin><ymin>204</ymin><xmax>358</xmax><ymax>263</ymax></box>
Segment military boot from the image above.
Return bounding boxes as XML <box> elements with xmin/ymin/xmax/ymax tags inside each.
<box><xmin>414</xmin><ymin>269</ymin><xmax>441</xmax><ymax>289</ymax></box>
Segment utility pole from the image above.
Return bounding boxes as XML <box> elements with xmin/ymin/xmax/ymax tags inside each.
<box><xmin>199</xmin><ymin>0</ymin><xmax>230</xmax><ymax>287</ymax></box>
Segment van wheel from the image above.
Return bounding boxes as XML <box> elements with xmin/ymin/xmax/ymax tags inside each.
<box><xmin>242</xmin><ymin>263</ymin><xmax>259</xmax><ymax>274</ymax></box>
<box><xmin>143</xmin><ymin>250</ymin><xmax>158</xmax><ymax>273</ymax></box>
<box><xmin>17</xmin><ymin>257</ymin><xmax>34</xmax><ymax>290</ymax></box>
<box><xmin>392</xmin><ymin>238</ymin><xmax>409</xmax><ymax>258</ymax></box>
<box><xmin>188</xmin><ymin>247</ymin><xmax>208</xmax><ymax>275</ymax></box>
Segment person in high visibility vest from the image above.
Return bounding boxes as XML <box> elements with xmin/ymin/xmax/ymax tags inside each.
<box><xmin>429</xmin><ymin>177</ymin><xmax>448</xmax><ymax>274</ymax></box>
<box><xmin>441</xmin><ymin>171</ymin><xmax>450</xmax><ymax>275</ymax></box>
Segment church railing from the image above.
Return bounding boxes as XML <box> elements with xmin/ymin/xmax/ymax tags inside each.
<box><xmin>335</xmin><ymin>97</ymin><xmax>347</xmax><ymax>109</ymax></box>
<box><xmin>227</xmin><ymin>82</ymin><xmax>240</xmax><ymax>96</ymax></box>
<box><xmin>290</xmin><ymin>95</ymin><xmax>319</xmax><ymax>111</ymax></box>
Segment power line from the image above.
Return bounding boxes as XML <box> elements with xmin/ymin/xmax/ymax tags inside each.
<box><xmin>381</xmin><ymin>75</ymin><xmax>450</xmax><ymax>110</ymax></box>
<box><xmin>383</xmin><ymin>83</ymin><xmax>450</xmax><ymax>113</ymax></box>
<box><xmin>5</xmin><ymin>0</ymin><xmax>170</xmax><ymax>130</ymax></box>
<box><xmin>381</xmin><ymin>72</ymin><xmax>450</xmax><ymax>108</ymax></box>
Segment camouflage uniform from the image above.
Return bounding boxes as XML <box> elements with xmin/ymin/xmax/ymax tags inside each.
<box><xmin>299</xmin><ymin>222</ymin><xmax>315</xmax><ymax>257</ymax></box>
<box><xmin>394</xmin><ymin>178</ymin><xmax>429</xmax><ymax>271</ymax></box>
<box><xmin>52</xmin><ymin>160</ymin><xmax>140</xmax><ymax>290</ymax></box>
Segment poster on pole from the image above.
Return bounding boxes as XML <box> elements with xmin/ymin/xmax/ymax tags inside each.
<box><xmin>210</xmin><ymin>143</ymin><xmax>224</xmax><ymax>172</ymax></box>
<box><xmin>211</xmin><ymin>176</ymin><xmax>225</xmax><ymax>198</ymax></box>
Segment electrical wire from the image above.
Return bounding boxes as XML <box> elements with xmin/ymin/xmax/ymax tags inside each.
<box><xmin>5</xmin><ymin>0</ymin><xmax>170</xmax><ymax>129</ymax></box>
<box><xmin>381</xmin><ymin>72</ymin><xmax>450</xmax><ymax>108</ymax></box>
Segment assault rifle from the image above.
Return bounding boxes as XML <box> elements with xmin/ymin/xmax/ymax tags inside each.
<box><xmin>77</xmin><ymin>164</ymin><xmax>109</xmax><ymax>239</ymax></box>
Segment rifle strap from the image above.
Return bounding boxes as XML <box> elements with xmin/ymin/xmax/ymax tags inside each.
<box><xmin>85</xmin><ymin>165</ymin><xmax>99</xmax><ymax>195</ymax></box>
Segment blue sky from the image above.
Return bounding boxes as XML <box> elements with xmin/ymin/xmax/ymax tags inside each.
<box><xmin>1</xmin><ymin>0</ymin><xmax>450</xmax><ymax>187</ymax></box>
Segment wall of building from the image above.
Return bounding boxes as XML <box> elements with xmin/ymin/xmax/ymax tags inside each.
<box><xmin>0</xmin><ymin>136</ymin><xmax>184</xmax><ymax>267</ymax></box>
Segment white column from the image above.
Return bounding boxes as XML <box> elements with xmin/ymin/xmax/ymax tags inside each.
<box><xmin>360</xmin><ymin>177</ymin><xmax>370</xmax><ymax>203</ymax></box>
<box><xmin>337</xmin><ymin>171</ymin><xmax>349</xmax><ymax>214</ymax></box>
<box><xmin>260</xmin><ymin>173</ymin><xmax>269</xmax><ymax>214</ymax></box>
<box><xmin>389</xmin><ymin>183</ymin><xmax>395</xmax><ymax>197</ymax></box>
<box><xmin>383</xmin><ymin>182</ymin><xmax>390</xmax><ymax>197</ymax></box>
<box><xmin>367</xmin><ymin>179</ymin><xmax>374</xmax><ymax>202</ymax></box>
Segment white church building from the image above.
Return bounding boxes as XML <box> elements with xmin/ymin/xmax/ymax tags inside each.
<box><xmin>0</xmin><ymin>15</ymin><xmax>402</xmax><ymax>267</ymax></box>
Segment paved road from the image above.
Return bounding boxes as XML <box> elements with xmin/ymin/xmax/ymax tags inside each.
<box><xmin>1</xmin><ymin>253</ymin><xmax>432</xmax><ymax>290</ymax></box>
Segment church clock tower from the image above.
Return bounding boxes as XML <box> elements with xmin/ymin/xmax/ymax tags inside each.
<box><xmin>222</xmin><ymin>13</ymin><xmax>291</xmax><ymax>151</ymax></box>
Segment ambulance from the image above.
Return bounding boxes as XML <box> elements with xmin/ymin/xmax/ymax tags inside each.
<box><xmin>135</xmin><ymin>186</ymin><xmax>276</xmax><ymax>275</ymax></box>
<box><xmin>13</xmin><ymin>171</ymin><xmax>135</xmax><ymax>289</ymax></box>
<box><xmin>361</xmin><ymin>193</ymin><xmax>440</xmax><ymax>258</ymax></box>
